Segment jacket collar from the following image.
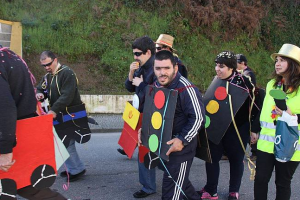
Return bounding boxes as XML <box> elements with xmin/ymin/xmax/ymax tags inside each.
<box><xmin>49</xmin><ymin>64</ymin><xmax>67</xmax><ymax>76</ymax></box>
<box><xmin>141</xmin><ymin>55</ymin><xmax>155</xmax><ymax>70</ymax></box>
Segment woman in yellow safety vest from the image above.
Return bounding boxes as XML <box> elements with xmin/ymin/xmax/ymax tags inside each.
<box><xmin>253</xmin><ymin>44</ymin><xmax>300</xmax><ymax>200</ymax></box>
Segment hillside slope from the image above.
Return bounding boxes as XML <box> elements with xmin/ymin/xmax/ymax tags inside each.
<box><xmin>1</xmin><ymin>0</ymin><xmax>299</xmax><ymax>94</ymax></box>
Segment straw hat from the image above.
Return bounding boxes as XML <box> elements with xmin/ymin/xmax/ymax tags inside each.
<box><xmin>271</xmin><ymin>44</ymin><xmax>300</xmax><ymax>65</ymax></box>
<box><xmin>155</xmin><ymin>34</ymin><xmax>175</xmax><ymax>50</ymax></box>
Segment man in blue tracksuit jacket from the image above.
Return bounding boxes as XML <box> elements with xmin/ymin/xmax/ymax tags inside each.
<box><xmin>139</xmin><ymin>50</ymin><xmax>205</xmax><ymax>200</ymax></box>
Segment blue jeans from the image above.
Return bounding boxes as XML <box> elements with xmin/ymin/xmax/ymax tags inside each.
<box><xmin>64</xmin><ymin>139</ymin><xmax>85</xmax><ymax>175</ymax></box>
<box><xmin>138</xmin><ymin>159</ymin><xmax>156</xmax><ymax>194</ymax></box>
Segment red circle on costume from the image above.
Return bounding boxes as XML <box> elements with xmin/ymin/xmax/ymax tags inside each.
<box><xmin>215</xmin><ymin>87</ymin><xmax>227</xmax><ymax>100</ymax></box>
<box><xmin>154</xmin><ymin>90</ymin><xmax>165</xmax><ymax>109</ymax></box>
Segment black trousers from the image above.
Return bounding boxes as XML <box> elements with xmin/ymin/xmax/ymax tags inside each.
<box><xmin>162</xmin><ymin>158</ymin><xmax>199</xmax><ymax>200</ymax></box>
<box><xmin>251</xmin><ymin>143</ymin><xmax>257</xmax><ymax>155</ymax></box>
<box><xmin>254</xmin><ymin>150</ymin><xmax>299</xmax><ymax>200</ymax></box>
<box><xmin>17</xmin><ymin>186</ymin><xmax>67</xmax><ymax>200</ymax></box>
<box><xmin>204</xmin><ymin>123</ymin><xmax>249</xmax><ymax>194</ymax></box>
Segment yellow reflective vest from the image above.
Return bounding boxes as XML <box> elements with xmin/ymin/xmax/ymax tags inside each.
<box><xmin>257</xmin><ymin>79</ymin><xmax>300</xmax><ymax>161</ymax></box>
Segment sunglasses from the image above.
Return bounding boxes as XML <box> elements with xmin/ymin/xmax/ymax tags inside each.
<box><xmin>41</xmin><ymin>59</ymin><xmax>55</xmax><ymax>67</ymax></box>
<box><xmin>156</xmin><ymin>45</ymin><xmax>168</xmax><ymax>51</ymax></box>
<box><xmin>133</xmin><ymin>52</ymin><xmax>144</xmax><ymax>57</ymax></box>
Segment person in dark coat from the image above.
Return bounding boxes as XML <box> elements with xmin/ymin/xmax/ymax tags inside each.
<box><xmin>123</xmin><ymin>36</ymin><xmax>157</xmax><ymax>198</ymax></box>
<box><xmin>236</xmin><ymin>53</ymin><xmax>258</xmax><ymax>161</ymax></box>
<box><xmin>0</xmin><ymin>46</ymin><xmax>67</xmax><ymax>199</ymax></box>
<box><xmin>36</xmin><ymin>51</ymin><xmax>87</xmax><ymax>182</ymax></box>
<box><xmin>199</xmin><ymin>51</ymin><xmax>260</xmax><ymax>200</ymax></box>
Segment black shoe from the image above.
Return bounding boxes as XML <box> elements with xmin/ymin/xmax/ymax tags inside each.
<box><xmin>117</xmin><ymin>148</ymin><xmax>127</xmax><ymax>156</ymax></box>
<box><xmin>133</xmin><ymin>190</ymin><xmax>154</xmax><ymax>198</ymax></box>
<box><xmin>68</xmin><ymin>169</ymin><xmax>86</xmax><ymax>182</ymax></box>
<box><xmin>60</xmin><ymin>171</ymin><xmax>68</xmax><ymax>177</ymax></box>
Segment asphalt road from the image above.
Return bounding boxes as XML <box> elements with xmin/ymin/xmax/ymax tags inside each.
<box><xmin>18</xmin><ymin>132</ymin><xmax>300</xmax><ymax>200</ymax></box>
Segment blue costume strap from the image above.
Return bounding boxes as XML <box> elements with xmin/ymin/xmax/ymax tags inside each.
<box><xmin>158</xmin><ymin>89</ymin><xmax>188</xmax><ymax>199</ymax></box>
<box><xmin>53</xmin><ymin>110</ymin><xmax>87</xmax><ymax>125</ymax></box>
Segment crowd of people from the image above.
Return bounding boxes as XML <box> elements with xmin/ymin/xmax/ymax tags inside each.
<box><xmin>0</xmin><ymin>34</ymin><xmax>300</xmax><ymax>200</ymax></box>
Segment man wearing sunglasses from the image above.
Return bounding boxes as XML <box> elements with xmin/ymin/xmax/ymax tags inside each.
<box><xmin>122</xmin><ymin>36</ymin><xmax>157</xmax><ymax>198</ymax></box>
<box><xmin>155</xmin><ymin>34</ymin><xmax>188</xmax><ymax>78</ymax></box>
<box><xmin>36</xmin><ymin>51</ymin><xmax>87</xmax><ymax>182</ymax></box>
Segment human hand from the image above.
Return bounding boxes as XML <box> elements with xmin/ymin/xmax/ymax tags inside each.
<box><xmin>166</xmin><ymin>138</ymin><xmax>184</xmax><ymax>156</ymax></box>
<box><xmin>48</xmin><ymin>110</ymin><xmax>57</xmax><ymax>118</ymax></box>
<box><xmin>0</xmin><ymin>153</ymin><xmax>15</xmax><ymax>172</ymax></box>
<box><xmin>276</xmin><ymin>106</ymin><xmax>295</xmax><ymax>117</ymax></box>
<box><xmin>36</xmin><ymin>93</ymin><xmax>44</xmax><ymax>101</ymax></box>
<box><xmin>129</xmin><ymin>62</ymin><xmax>140</xmax><ymax>81</ymax></box>
<box><xmin>275</xmin><ymin>106</ymin><xmax>283</xmax><ymax>116</ymax></box>
<box><xmin>138</xmin><ymin>128</ymin><xmax>142</xmax><ymax>146</ymax></box>
<box><xmin>132</xmin><ymin>75</ymin><xmax>143</xmax><ymax>87</ymax></box>
<box><xmin>250</xmin><ymin>132</ymin><xmax>259</xmax><ymax>144</ymax></box>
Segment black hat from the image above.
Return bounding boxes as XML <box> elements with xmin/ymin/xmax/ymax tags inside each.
<box><xmin>236</xmin><ymin>54</ymin><xmax>247</xmax><ymax>63</ymax></box>
<box><xmin>215</xmin><ymin>51</ymin><xmax>237</xmax><ymax>70</ymax></box>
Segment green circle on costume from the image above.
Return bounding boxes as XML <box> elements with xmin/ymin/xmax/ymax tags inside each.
<box><xmin>205</xmin><ymin>115</ymin><xmax>211</xmax><ymax>128</ymax></box>
<box><xmin>149</xmin><ymin>134</ymin><xmax>159</xmax><ymax>152</ymax></box>
<box><xmin>269</xmin><ymin>89</ymin><xmax>286</xmax><ymax>100</ymax></box>
<box><xmin>151</xmin><ymin>111</ymin><xmax>162</xmax><ymax>129</ymax></box>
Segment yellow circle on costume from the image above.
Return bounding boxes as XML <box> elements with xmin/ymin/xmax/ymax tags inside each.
<box><xmin>206</xmin><ymin>100</ymin><xmax>219</xmax><ymax>114</ymax></box>
<box><xmin>151</xmin><ymin>111</ymin><xmax>162</xmax><ymax>129</ymax></box>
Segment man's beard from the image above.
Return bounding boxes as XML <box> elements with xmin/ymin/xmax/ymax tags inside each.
<box><xmin>158</xmin><ymin>71</ymin><xmax>175</xmax><ymax>86</ymax></box>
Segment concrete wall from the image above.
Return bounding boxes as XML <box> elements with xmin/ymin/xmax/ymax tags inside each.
<box><xmin>81</xmin><ymin>95</ymin><xmax>132</xmax><ymax>114</ymax></box>
<box><xmin>81</xmin><ymin>95</ymin><xmax>133</xmax><ymax>132</ymax></box>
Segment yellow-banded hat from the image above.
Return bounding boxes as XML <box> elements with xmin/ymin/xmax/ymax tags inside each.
<box><xmin>271</xmin><ymin>44</ymin><xmax>300</xmax><ymax>65</ymax></box>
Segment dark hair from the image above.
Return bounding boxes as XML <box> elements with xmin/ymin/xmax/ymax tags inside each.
<box><xmin>132</xmin><ymin>36</ymin><xmax>155</xmax><ymax>55</ymax></box>
<box><xmin>215</xmin><ymin>51</ymin><xmax>237</xmax><ymax>70</ymax></box>
<box><xmin>162</xmin><ymin>45</ymin><xmax>173</xmax><ymax>53</ymax></box>
<box><xmin>272</xmin><ymin>56</ymin><xmax>300</xmax><ymax>94</ymax></box>
<box><xmin>155</xmin><ymin>50</ymin><xmax>176</xmax><ymax>66</ymax></box>
<box><xmin>236</xmin><ymin>54</ymin><xmax>248</xmax><ymax>65</ymax></box>
<box><xmin>40</xmin><ymin>50</ymin><xmax>57</xmax><ymax>61</ymax></box>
